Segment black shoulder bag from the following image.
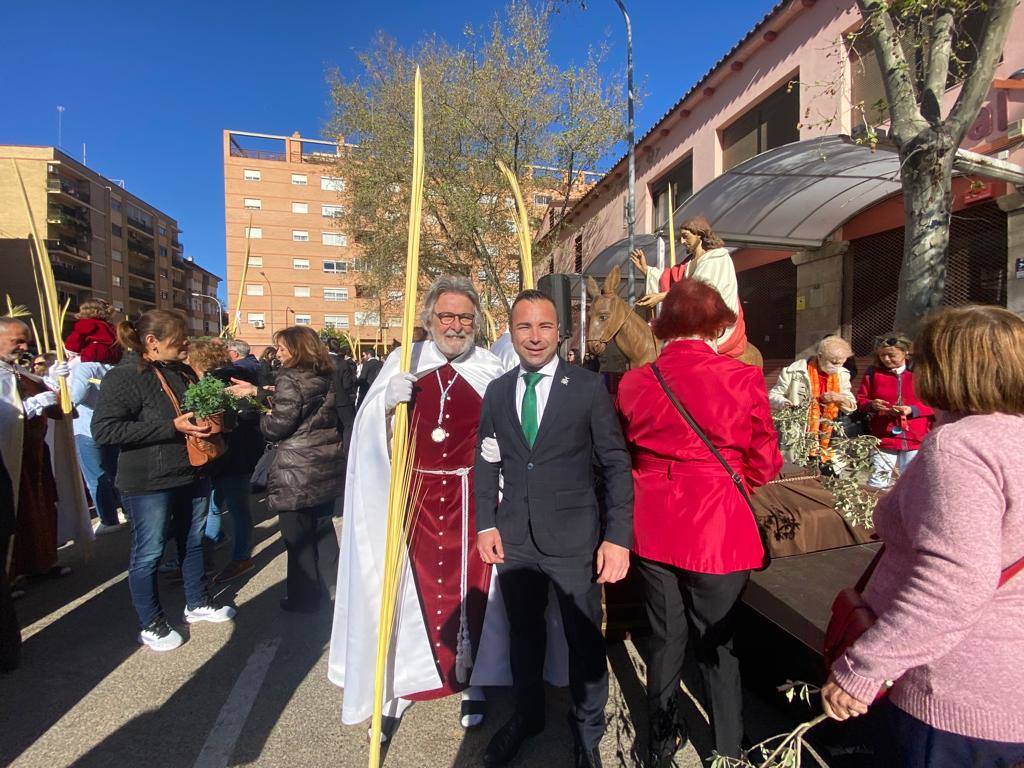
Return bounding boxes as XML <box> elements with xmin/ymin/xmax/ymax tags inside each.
<box><xmin>651</xmin><ymin>363</ymin><xmax>771</xmax><ymax>570</ymax></box>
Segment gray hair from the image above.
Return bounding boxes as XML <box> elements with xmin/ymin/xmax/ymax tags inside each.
<box><xmin>226</xmin><ymin>339</ymin><xmax>250</xmax><ymax>357</ymax></box>
<box><xmin>817</xmin><ymin>335</ymin><xmax>852</xmax><ymax>358</ymax></box>
<box><xmin>0</xmin><ymin>317</ymin><xmax>29</xmax><ymax>333</ymax></box>
<box><xmin>419</xmin><ymin>275</ymin><xmax>483</xmax><ymax>332</ymax></box>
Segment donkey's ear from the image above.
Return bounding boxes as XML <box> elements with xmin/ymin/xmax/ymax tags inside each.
<box><xmin>605</xmin><ymin>265</ymin><xmax>621</xmax><ymax>295</ymax></box>
<box><xmin>585</xmin><ymin>276</ymin><xmax>601</xmax><ymax>300</ymax></box>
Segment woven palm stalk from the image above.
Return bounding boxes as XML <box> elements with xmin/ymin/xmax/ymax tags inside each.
<box><xmin>368</xmin><ymin>64</ymin><xmax>426</xmax><ymax>767</ymax></box>
<box><xmin>666</xmin><ymin>183</ymin><xmax>676</xmax><ymax>269</ymax></box>
<box><xmin>495</xmin><ymin>160</ymin><xmax>535</xmax><ymax>290</ymax></box>
<box><xmin>11</xmin><ymin>160</ymin><xmax>71</xmax><ymax>413</ymax></box>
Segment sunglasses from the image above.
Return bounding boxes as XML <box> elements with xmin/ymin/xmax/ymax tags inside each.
<box><xmin>875</xmin><ymin>337</ymin><xmax>909</xmax><ymax>348</ymax></box>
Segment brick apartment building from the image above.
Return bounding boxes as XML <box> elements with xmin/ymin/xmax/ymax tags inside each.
<box><xmin>0</xmin><ymin>145</ymin><xmax>222</xmax><ymax>338</ymax></box>
<box><xmin>223</xmin><ymin>129</ymin><xmax>600</xmax><ymax>352</ymax></box>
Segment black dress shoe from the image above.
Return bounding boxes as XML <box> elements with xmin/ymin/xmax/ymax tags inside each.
<box><xmin>573</xmin><ymin>743</ymin><xmax>603</xmax><ymax>768</ymax></box>
<box><xmin>279</xmin><ymin>598</ymin><xmax>320</xmax><ymax>613</ymax></box>
<box><xmin>483</xmin><ymin>714</ymin><xmax>544</xmax><ymax>766</ymax></box>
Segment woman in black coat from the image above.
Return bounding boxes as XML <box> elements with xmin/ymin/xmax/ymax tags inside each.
<box><xmin>230</xmin><ymin>326</ymin><xmax>343</xmax><ymax>612</ymax></box>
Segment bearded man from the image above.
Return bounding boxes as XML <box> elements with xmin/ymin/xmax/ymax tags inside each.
<box><xmin>329</xmin><ymin>276</ymin><xmax>511</xmax><ymax>738</ymax></box>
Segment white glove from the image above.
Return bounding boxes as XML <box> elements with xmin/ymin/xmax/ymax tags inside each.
<box><xmin>51</xmin><ymin>361</ymin><xmax>70</xmax><ymax>378</ymax></box>
<box><xmin>384</xmin><ymin>372</ymin><xmax>417</xmax><ymax>412</ymax></box>
<box><xmin>480</xmin><ymin>436</ymin><xmax>501</xmax><ymax>463</ymax></box>
<box><xmin>23</xmin><ymin>391</ymin><xmax>58</xmax><ymax>418</ymax></box>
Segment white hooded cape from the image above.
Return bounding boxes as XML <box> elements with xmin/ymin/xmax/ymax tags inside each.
<box><xmin>489</xmin><ymin>331</ymin><xmax>519</xmax><ymax>373</ymax></box>
<box><xmin>328</xmin><ymin>341</ymin><xmax>567</xmax><ymax>725</ymax></box>
<box><xmin>0</xmin><ymin>365</ymin><xmax>93</xmax><ymax>553</ymax></box>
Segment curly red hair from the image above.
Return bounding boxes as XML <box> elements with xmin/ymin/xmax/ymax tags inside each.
<box><xmin>653</xmin><ymin>277</ymin><xmax>737</xmax><ymax>341</ymax></box>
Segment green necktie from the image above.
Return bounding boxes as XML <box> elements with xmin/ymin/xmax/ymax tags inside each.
<box><xmin>521</xmin><ymin>371</ymin><xmax>543</xmax><ymax>447</ymax></box>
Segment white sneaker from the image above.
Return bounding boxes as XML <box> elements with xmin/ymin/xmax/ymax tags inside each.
<box><xmin>184</xmin><ymin>602</ymin><xmax>236</xmax><ymax>624</ymax></box>
<box><xmin>139</xmin><ymin>618</ymin><xmax>184</xmax><ymax>652</ymax></box>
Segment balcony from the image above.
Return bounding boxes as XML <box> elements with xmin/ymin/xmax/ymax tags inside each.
<box><xmin>126</xmin><ymin>215</ymin><xmax>154</xmax><ymax>235</ymax></box>
<box><xmin>129</xmin><ymin>285</ymin><xmax>156</xmax><ymax>303</ymax></box>
<box><xmin>172</xmin><ymin>275</ymin><xmax>184</xmax><ymax>288</ymax></box>
<box><xmin>47</xmin><ymin>176</ymin><xmax>91</xmax><ymax>204</ymax></box>
<box><xmin>128</xmin><ymin>262</ymin><xmax>155</xmax><ymax>281</ymax></box>
<box><xmin>302</xmin><ymin>151</ymin><xmax>339</xmax><ymax>165</ymax></box>
<box><xmin>229</xmin><ymin>146</ymin><xmax>285</xmax><ymax>161</ymax></box>
<box><xmin>47</xmin><ymin>205</ymin><xmax>91</xmax><ymax>234</ymax></box>
<box><xmin>51</xmin><ymin>261</ymin><xmax>92</xmax><ymax>288</ymax></box>
<box><xmin>127</xmin><ymin>238</ymin><xmax>155</xmax><ymax>259</ymax></box>
<box><xmin>45</xmin><ymin>238</ymin><xmax>90</xmax><ymax>262</ymax></box>
<box><xmin>172</xmin><ymin>254</ymin><xmax>186</xmax><ymax>270</ymax></box>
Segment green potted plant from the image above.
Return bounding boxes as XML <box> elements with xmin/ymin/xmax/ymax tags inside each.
<box><xmin>182</xmin><ymin>376</ymin><xmax>239</xmax><ymax>435</ymax></box>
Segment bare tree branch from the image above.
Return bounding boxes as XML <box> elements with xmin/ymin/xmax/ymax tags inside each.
<box><xmin>946</xmin><ymin>0</ymin><xmax>1016</xmax><ymax>138</ymax></box>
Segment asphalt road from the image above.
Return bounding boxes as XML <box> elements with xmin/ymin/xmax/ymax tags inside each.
<box><xmin>1</xmin><ymin>499</ymin><xmax>822</xmax><ymax>768</ymax></box>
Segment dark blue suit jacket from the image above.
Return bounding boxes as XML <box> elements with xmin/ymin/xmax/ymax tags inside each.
<box><xmin>474</xmin><ymin>357</ymin><xmax>633</xmax><ymax>557</ymax></box>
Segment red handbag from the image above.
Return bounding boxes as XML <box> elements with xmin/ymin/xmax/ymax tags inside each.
<box><xmin>825</xmin><ymin>546</ymin><xmax>1024</xmax><ymax>701</ymax></box>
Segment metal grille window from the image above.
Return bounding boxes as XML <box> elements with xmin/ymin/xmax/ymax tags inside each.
<box><xmin>850</xmin><ymin>201</ymin><xmax>1007</xmax><ymax>355</ymax></box>
<box><xmin>574</xmin><ymin>234</ymin><xmax>583</xmax><ymax>273</ymax></box>
<box><xmin>737</xmin><ymin>257</ymin><xmax>797</xmax><ymax>361</ymax></box>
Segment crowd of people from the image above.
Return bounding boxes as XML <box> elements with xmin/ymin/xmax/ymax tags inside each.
<box><xmin>1</xmin><ymin>260</ymin><xmax>1022</xmax><ymax>767</ymax></box>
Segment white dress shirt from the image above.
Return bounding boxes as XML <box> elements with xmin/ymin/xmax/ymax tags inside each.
<box><xmin>514</xmin><ymin>354</ymin><xmax>561</xmax><ymax>426</ymax></box>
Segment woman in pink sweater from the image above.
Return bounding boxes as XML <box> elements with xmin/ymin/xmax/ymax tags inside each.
<box><xmin>822</xmin><ymin>305</ymin><xmax>1024</xmax><ymax>767</ymax></box>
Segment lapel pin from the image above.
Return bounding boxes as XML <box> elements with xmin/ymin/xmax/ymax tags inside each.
<box><xmin>561</xmin><ymin>376</ymin><xmax>570</xmax><ymax>386</ymax></box>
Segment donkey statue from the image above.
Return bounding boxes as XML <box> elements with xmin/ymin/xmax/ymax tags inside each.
<box><xmin>585</xmin><ymin>264</ymin><xmax>764</xmax><ymax>369</ymax></box>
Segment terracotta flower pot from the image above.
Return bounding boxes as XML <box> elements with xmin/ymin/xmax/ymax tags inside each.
<box><xmin>195</xmin><ymin>411</ymin><xmax>225</xmax><ymax>435</ymax></box>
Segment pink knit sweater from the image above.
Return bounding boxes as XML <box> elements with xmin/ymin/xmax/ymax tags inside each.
<box><xmin>831</xmin><ymin>412</ymin><xmax>1024</xmax><ymax>742</ymax></box>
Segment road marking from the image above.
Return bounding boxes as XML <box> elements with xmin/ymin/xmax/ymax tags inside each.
<box><xmin>21</xmin><ymin>571</ymin><xmax>129</xmax><ymax>640</ymax></box>
<box><xmin>192</xmin><ymin>637</ymin><xmax>282</xmax><ymax>768</ymax></box>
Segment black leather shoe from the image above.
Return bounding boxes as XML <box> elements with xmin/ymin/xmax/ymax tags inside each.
<box><xmin>573</xmin><ymin>742</ymin><xmax>603</xmax><ymax>768</ymax></box>
<box><xmin>483</xmin><ymin>714</ymin><xmax>544</xmax><ymax>766</ymax></box>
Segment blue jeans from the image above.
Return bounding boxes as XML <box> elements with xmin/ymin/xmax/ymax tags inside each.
<box><xmin>886</xmin><ymin>702</ymin><xmax>1024</xmax><ymax>768</ymax></box>
<box><xmin>210</xmin><ymin>474</ymin><xmax>253</xmax><ymax>562</ymax></box>
<box><xmin>123</xmin><ymin>480</ymin><xmax>211</xmax><ymax>628</ymax></box>
<box><xmin>74</xmin><ymin>434</ymin><xmax>121</xmax><ymax>526</ymax></box>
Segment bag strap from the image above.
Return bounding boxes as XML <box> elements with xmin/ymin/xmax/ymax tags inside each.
<box><xmin>852</xmin><ymin>545</ymin><xmax>1024</xmax><ymax>595</ymax></box>
<box><xmin>151</xmin><ymin>366</ymin><xmax>183</xmax><ymax>417</ymax></box>
<box><xmin>650</xmin><ymin>363</ymin><xmax>755</xmax><ymax>513</ymax></box>
<box><xmin>999</xmin><ymin>555</ymin><xmax>1024</xmax><ymax>588</ymax></box>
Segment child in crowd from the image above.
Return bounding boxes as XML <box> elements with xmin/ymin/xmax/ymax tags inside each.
<box><xmin>64</xmin><ymin>300</ymin><xmax>122</xmax><ymax>364</ymax></box>
<box><xmin>856</xmin><ymin>334</ymin><xmax>934</xmax><ymax>488</ymax></box>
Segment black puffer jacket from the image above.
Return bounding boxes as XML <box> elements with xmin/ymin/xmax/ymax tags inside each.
<box><xmin>92</xmin><ymin>360</ymin><xmax>200</xmax><ymax>494</ymax></box>
<box><xmin>260</xmin><ymin>367</ymin><xmax>344</xmax><ymax>512</ymax></box>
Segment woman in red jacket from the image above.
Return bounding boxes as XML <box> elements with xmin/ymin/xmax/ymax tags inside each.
<box><xmin>64</xmin><ymin>300</ymin><xmax>122</xmax><ymax>364</ymax></box>
<box><xmin>616</xmin><ymin>278</ymin><xmax>782</xmax><ymax>765</ymax></box>
<box><xmin>855</xmin><ymin>334</ymin><xmax>934</xmax><ymax>488</ymax></box>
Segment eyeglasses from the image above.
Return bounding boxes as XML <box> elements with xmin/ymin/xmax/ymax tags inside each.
<box><xmin>434</xmin><ymin>312</ymin><xmax>476</xmax><ymax>327</ymax></box>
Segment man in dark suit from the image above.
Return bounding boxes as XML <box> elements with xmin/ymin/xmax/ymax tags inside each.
<box><xmin>354</xmin><ymin>350</ymin><xmax>382</xmax><ymax>409</ymax></box>
<box><xmin>474</xmin><ymin>290</ymin><xmax>633</xmax><ymax>768</ymax></box>
<box><xmin>326</xmin><ymin>340</ymin><xmax>358</xmax><ymax>452</ymax></box>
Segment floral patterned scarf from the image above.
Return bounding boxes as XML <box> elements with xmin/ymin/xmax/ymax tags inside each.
<box><xmin>807</xmin><ymin>357</ymin><xmax>841</xmax><ymax>459</ymax></box>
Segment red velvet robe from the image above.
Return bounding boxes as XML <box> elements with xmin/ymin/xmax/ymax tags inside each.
<box><xmin>11</xmin><ymin>375</ymin><xmax>59</xmax><ymax>578</ymax></box>
<box><xmin>405</xmin><ymin>363</ymin><xmax>491</xmax><ymax>699</ymax></box>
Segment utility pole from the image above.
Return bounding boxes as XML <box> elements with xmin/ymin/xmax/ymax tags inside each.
<box><xmin>613</xmin><ymin>0</ymin><xmax>637</xmax><ymax>305</ymax></box>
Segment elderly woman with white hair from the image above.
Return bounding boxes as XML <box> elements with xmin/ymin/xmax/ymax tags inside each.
<box><xmin>769</xmin><ymin>336</ymin><xmax>857</xmax><ymax>462</ymax></box>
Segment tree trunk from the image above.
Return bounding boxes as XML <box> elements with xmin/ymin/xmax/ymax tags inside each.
<box><xmin>892</xmin><ymin>131</ymin><xmax>958</xmax><ymax>332</ymax></box>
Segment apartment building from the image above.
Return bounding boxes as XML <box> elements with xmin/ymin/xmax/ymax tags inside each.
<box><xmin>545</xmin><ymin>0</ymin><xmax>1024</xmax><ymax>363</ymax></box>
<box><xmin>224</xmin><ymin>129</ymin><xmax>600</xmax><ymax>351</ymax></box>
<box><xmin>0</xmin><ymin>145</ymin><xmax>221</xmax><ymax>336</ymax></box>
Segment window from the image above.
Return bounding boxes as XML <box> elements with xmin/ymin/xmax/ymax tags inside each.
<box><xmin>388</xmin><ymin>317</ymin><xmax>402</xmax><ymax>327</ymax></box>
<box><xmin>292</xmin><ymin>202</ymin><xmax>309</xmax><ymax>214</ymax></box>
<box><xmin>388</xmin><ymin>291</ymin><xmax>403</xmax><ymax>300</ymax></box>
<box><xmin>159</xmin><ymin>269</ymin><xmax>168</xmax><ymax>278</ymax></box>
<box><xmin>113</xmin><ymin>275</ymin><xmax>122</xmax><ymax>287</ymax></box>
<box><xmin>159</xmin><ymin>246</ymin><xmax>168</xmax><ymax>258</ymax></box>
<box><xmin>322</xmin><ymin>232</ymin><xmax>347</xmax><ymax>247</ymax></box>
<box><xmin>158</xmin><ymin>225</ymin><xmax>167</xmax><ymax>237</ymax></box>
<box><xmin>325</xmin><ymin>314</ymin><xmax>349</xmax><ymax>329</ymax></box>
<box><xmin>324</xmin><ymin>288</ymin><xmax>349</xmax><ymax>301</ymax></box>
<box><xmin>534</xmin><ymin>194</ymin><xmax>552</xmax><ymax>205</ymax></box>
<box><xmin>247</xmin><ymin>255</ymin><xmax>263</xmax><ymax>267</ymax></box>
<box><xmin>245</xmin><ymin>227</ymin><xmax>262</xmax><ymax>239</ymax></box>
<box><xmin>294</xmin><ymin>314</ymin><xmax>311</xmax><ymax>325</ymax></box>
<box><xmin>244</xmin><ymin>198</ymin><xmax>262</xmax><ymax>210</ymax></box>
<box><xmin>247</xmin><ymin>312</ymin><xmax>265</xmax><ymax>325</ymax></box>
<box><xmin>246</xmin><ymin>284</ymin><xmax>264</xmax><ymax>296</ymax></box>
<box><xmin>292</xmin><ymin>258</ymin><xmax>310</xmax><ymax>270</ymax></box>
<box><xmin>111</xmin><ymin>198</ymin><xmax>122</xmax><ymax>212</ymax></box>
<box><xmin>323</xmin><ymin>260</ymin><xmax>348</xmax><ymax>274</ymax></box>
<box><xmin>478</xmin><ymin>194</ymin><xmax>497</xmax><ymax>205</ymax></box>
<box><xmin>292</xmin><ymin>230</ymin><xmax>309</xmax><ymax>242</ymax></box>
<box><xmin>355</xmin><ymin>311</ymin><xmax>380</xmax><ymax>326</ymax></box>
<box><xmin>160</xmin><ymin>290</ymin><xmax>169</xmax><ymax>300</ymax></box>
<box><xmin>321</xmin><ymin>204</ymin><xmax>343</xmax><ymax>218</ymax></box>
<box><xmin>293</xmin><ymin>286</ymin><xmax>310</xmax><ymax>297</ymax></box>
<box><xmin>721</xmin><ymin>79</ymin><xmax>800</xmax><ymax>170</ymax></box>
<box><xmin>574</xmin><ymin>234</ymin><xmax>584</xmax><ymax>273</ymax></box>
<box><xmin>291</xmin><ymin>173</ymin><xmax>307</xmax><ymax>186</ymax></box>
<box><xmin>651</xmin><ymin>157</ymin><xmax>694</xmax><ymax>232</ymax></box>
<box><xmin>112</xmin><ymin>249</ymin><xmax>122</xmax><ymax>262</ymax></box>
<box><xmin>244</xmin><ymin>169</ymin><xmax>261</xmax><ymax>181</ymax></box>
<box><xmin>111</xmin><ymin>224</ymin><xmax>122</xmax><ymax>237</ymax></box>
<box><xmin>321</xmin><ymin>176</ymin><xmax>345</xmax><ymax>192</ymax></box>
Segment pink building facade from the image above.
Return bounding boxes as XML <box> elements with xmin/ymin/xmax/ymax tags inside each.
<box><xmin>546</xmin><ymin>0</ymin><xmax>1024</xmax><ymax>363</ymax></box>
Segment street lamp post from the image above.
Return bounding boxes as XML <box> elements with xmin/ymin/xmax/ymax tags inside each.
<box><xmin>613</xmin><ymin>0</ymin><xmax>637</xmax><ymax>306</ymax></box>
<box><xmin>191</xmin><ymin>292</ymin><xmax>223</xmax><ymax>336</ymax></box>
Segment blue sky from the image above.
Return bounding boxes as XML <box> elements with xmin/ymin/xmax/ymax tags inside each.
<box><xmin>1</xmin><ymin>1</ymin><xmax>771</xmax><ymax>299</ymax></box>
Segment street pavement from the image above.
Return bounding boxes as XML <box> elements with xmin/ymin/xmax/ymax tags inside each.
<box><xmin>1</xmin><ymin>499</ymin><xmax>805</xmax><ymax>768</ymax></box>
